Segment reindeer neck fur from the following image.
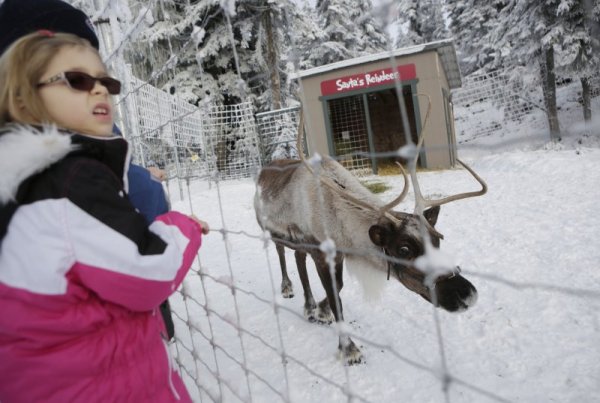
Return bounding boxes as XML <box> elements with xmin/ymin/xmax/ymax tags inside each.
<box><xmin>315</xmin><ymin>158</ymin><xmax>397</xmax><ymax>240</ymax></box>
<box><xmin>294</xmin><ymin>158</ymin><xmax>384</xmax><ymax>245</ymax></box>
<box><xmin>319</xmin><ymin>160</ymin><xmax>395</xmax><ymax>297</ymax></box>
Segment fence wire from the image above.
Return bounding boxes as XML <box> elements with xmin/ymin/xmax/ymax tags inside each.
<box><xmin>451</xmin><ymin>70</ymin><xmax>547</xmax><ymax>146</ymax></box>
<box><xmin>78</xmin><ymin>1</ymin><xmax>600</xmax><ymax>402</ymax></box>
<box><xmin>255</xmin><ymin>106</ymin><xmax>301</xmax><ymax>164</ymax></box>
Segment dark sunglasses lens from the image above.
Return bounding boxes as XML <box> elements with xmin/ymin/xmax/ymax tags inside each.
<box><xmin>99</xmin><ymin>77</ymin><xmax>121</xmax><ymax>95</ymax></box>
<box><xmin>64</xmin><ymin>72</ymin><xmax>95</xmax><ymax>91</ymax></box>
<box><xmin>64</xmin><ymin>72</ymin><xmax>121</xmax><ymax>95</ymax></box>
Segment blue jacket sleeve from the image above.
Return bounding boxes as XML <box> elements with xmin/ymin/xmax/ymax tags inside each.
<box><xmin>127</xmin><ymin>163</ymin><xmax>169</xmax><ymax>224</ymax></box>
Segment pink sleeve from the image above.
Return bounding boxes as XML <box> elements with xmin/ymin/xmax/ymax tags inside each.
<box><xmin>71</xmin><ymin>211</ymin><xmax>202</xmax><ymax>311</ymax></box>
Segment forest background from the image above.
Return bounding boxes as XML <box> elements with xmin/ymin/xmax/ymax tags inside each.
<box><xmin>73</xmin><ymin>0</ymin><xmax>600</xmax><ymax>143</ymax></box>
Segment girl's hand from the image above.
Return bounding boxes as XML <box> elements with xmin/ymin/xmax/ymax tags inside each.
<box><xmin>189</xmin><ymin>215</ymin><xmax>210</xmax><ymax>234</ymax></box>
<box><xmin>147</xmin><ymin>166</ymin><xmax>166</xmax><ymax>181</ymax></box>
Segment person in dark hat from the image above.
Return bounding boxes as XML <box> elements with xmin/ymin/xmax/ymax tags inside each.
<box><xmin>0</xmin><ymin>0</ymin><xmax>99</xmax><ymax>54</ymax></box>
<box><xmin>0</xmin><ymin>0</ymin><xmax>177</xmax><ymax>341</ymax></box>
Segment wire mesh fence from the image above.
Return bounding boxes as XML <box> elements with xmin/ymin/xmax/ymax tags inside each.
<box><xmin>203</xmin><ymin>102</ymin><xmax>262</xmax><ymax>180</ymax></box>
<box><xmin>114</xmin><ymin>71</ymin><xmax>599</xmax><ymax>403</ymax></box>
<box><xmin>72</xmin><ymin>1</ymin><xmax>600</xmax><ymax>402</ymax></box>
<box><xmin>255</xmin><ymin>106</ymin><xmax>301</xmax><ymax>164</ymax></box>
<box><xmin>451</xmin><ymin>69</ymin><xmax>548</xmax><ymax>147</ymax></box>
<box><xmin>127</xmin><ymin>76</ymin><xmax>209</xmax><ymax>178</ymax></box>
<box><xmin>121</xmin><ymin>71</ymin><xmax>261</xmax><ymax>187</ymax></box>
<box><xmin>327</xmin><ymin>95</ymin><xmax>373</xmax><ymax>173</ymax></box>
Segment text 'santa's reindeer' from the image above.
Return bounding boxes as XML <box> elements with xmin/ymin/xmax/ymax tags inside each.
<box><xmin>254</xmin><ymin>102</ymin><xmax>487</xmax><ymax>364</ymax></box>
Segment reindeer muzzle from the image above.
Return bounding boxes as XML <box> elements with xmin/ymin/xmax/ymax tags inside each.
<box><xmin>391</xmin><ymin>264</ymin><xmax>477</xmax><ymax>312</ymax></box>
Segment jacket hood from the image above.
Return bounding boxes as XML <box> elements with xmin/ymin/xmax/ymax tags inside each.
<box><xmin>0</xmin><ymin>125</ymin><xmax>76</xmax><ymax>204</ymax></box>
<box><xmin>0</xmin><ymin>124</ymin><xmax>131</xmax><ymax>204</ymax></box>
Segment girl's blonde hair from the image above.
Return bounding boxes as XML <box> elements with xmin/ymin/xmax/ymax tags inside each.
<box><xmin>0</xmin><ymin>31</ymin><xmax>97</xmax><ymax>126</ymax></box>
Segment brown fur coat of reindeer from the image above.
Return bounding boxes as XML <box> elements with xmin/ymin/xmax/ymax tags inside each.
<box><xmin>254</xmin><ymin>109</ymin><xmax>487</xmax><ymax>364</ymax></box>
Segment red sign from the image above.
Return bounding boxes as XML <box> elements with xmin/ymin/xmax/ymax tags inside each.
<box><xmin>320</xmin><ymin>64</ymin><xmax>417</xmax><ymax>96</ymax></box>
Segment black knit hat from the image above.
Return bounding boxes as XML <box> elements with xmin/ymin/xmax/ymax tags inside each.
<box><xmin>0</xmin><ymin>0</ymin><xmax>99</xmax><ymax>56</ymax></box>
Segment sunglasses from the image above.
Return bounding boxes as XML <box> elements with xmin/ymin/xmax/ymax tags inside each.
<box><xmin>37</xmin><ymin>71</ymin><xmax>121</xmax><ymax>95</ymax></box>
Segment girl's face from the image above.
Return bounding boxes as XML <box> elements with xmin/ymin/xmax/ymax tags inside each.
<box><xmin>37</xmin><ymin>45</ymin><xmax>115</xmax><ymax>137</ymax></box>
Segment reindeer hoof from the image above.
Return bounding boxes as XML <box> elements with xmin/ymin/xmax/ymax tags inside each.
<box><xmin>304</xmin><ymin>306</ymin><xmax>317</xmax><ymax>322</ymax></box>
<box><xmin>316</xmin><ymin>312</ymin><xmax>333</xmax><ymax>325</ymax></box>
<box><xmin>339</xmin><ymin>341</ymin><xmax>363</xmax><ymax>365</ymax></box>
<box><xmin>316</xmin><ymin>305</ymin><xmax>334</xmax><ymax>325</ymax></box>
<box><xmin>281</xmin><ymin>283</ymin><xmax>294</xmax><ymax>299</ymax></box>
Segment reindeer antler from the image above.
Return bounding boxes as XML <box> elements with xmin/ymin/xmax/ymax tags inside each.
<box><xmin>294</xmin><ymin>91</ymin><xmax>486</xmax><ymax>224</ymax></box>
<box><xmin>295</xmin><ymin>110</ymin><xmax>408</xmax><ymax>222</ymax></box>
<box><xmin>378</xmin><ymin>162</ymin><xmax>409</xmax><ymax>214</ymax></box>
<box><xmin>409</xmin><ymin>94</ymin><xmax>487</xmax><ymax>216</ymax></box>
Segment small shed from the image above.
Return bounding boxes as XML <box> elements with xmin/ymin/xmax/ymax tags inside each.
<box><xmin>295</xmin><ymin>39</ymin><xmax>462</xmax><ymax>172</ymax></box>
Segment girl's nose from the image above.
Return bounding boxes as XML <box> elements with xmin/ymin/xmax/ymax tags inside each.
<box><xmin>91</xmin><ymin>80</ymin><xmax>109</xmax><ymax>95</ymax></box>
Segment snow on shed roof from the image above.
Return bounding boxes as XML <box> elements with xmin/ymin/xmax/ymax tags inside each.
<box><xmin>293</xmin><ymin>39</ymin><xmax>462</xmax><ymax>89</ymax></box>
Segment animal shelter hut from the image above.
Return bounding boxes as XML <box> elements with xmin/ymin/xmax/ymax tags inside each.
<box><xmin>295</xmin><ymin>39</ymin><xmax>462</xmax><ymax>173</ymax></box>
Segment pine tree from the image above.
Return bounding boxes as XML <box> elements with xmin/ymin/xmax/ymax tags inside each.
<box><xmin>554</xmin><ymin>0</ymin><xmax>600</xmax><ymax>121</ymax></box>
<box><xmin>447</xmin><ymin>0</ymin><xmax>509</xmax><ymax>75</ymax></box>
<box><xmin>448</xmin><ymin>0</ymin><xmax>599</xmax><ymax>135</ymax></box>
<box><xmin>487</xmin><ymin>0</ymin><xmax>600</xmax><ymax>138</ymax></box>
<box><xmin>454</xmin><ymin>0</ymin><xmax>562</xmax><ymax>140</ymax></box>
<box><xmin>126</xmin><ymin>0</ymin><xmax>299</xmax><ymax>111</ymax></box>
<box><xmin>395</xmin><ymin>0</ymin><xmax>448</xmax><ymax>48</ymax></box>
<box><xmin>289</xmin><ymin>3</ymin><xmax>326</xmax><ymax>70</ymax></box>
<box><xmin>310</xmin><ymin>0</ymin><xmax>388</xmax><ymax>66</ymax></box>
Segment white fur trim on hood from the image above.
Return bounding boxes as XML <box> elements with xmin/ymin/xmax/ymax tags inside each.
<box><xmin>0</xmin><ymin>125</ymin><xmax>76</xmax><ymax>204</ymax></box>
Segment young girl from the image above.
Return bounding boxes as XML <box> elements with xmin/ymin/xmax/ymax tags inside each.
<box><xmin>0</xmin><ymin>31</ymin><xmax>207</xmax><ymax>402</ymax></box>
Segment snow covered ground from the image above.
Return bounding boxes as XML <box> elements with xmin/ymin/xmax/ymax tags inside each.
<box><xmin>167</xmin><ymin>94</ymin><xmax>600</xmax><ymax>402</ymax></box>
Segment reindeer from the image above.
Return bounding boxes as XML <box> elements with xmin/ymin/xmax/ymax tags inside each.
<box><xmin>254</xmin><ymin>106</ymin><xmax>487</xmax><ymax>364</ymax></box>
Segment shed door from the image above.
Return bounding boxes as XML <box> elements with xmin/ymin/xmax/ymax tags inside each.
<box><xmin>326</xmin><ymin>95</ymin><xmax>372</xmax><ymax>172</ymax></box>
<box><xmin>367</xmin><ymin>86</ymin><xmax>419</xmax><ymax>169</ymax></box>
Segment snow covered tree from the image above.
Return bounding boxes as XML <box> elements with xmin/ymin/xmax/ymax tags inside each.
<box><xmin>554</xmin><ymin>0</ymin><xmax>600</xmax><ymax>121</ymax></box>
<box><xmin>394</xmin><ymin>0</ymin><xmax>448</xmax><ymax>48</ymax></box>
<box><xmin>447</xmin><ymin>0</ymin><xmax>509</xmax><ymax>75</ymax></box>
<box><xmin>127</xmin><ymin>0</ymin><xmax>300</xmax><ymax>111</ymax></box>
<box><xmin>287</xmin><ymin>3</ymin><xmax>325</xmax><ymax>71</ymax></box>
<box><xmin>481</xmin><ymin>0</ymin><xmax>600</xmax><ymax>139</ymax></box>
<box><xmin>122</xmin><ymin>1</ymin><xmax>225</xmax><ymax>105</ymax></box>
<box><xmin>447</xmin><ymin>0</ymin><xmax>600</xmax><ymax>136</ymax></box>
<box><xmin>455</xmin><ymin>0</ymin><xmax>564</xmax><ymax>140</ymax></box>
<box><xmin>309</xmin><ymin>0</ymin><xmax>388</xmax><ymax>66</ymax></box>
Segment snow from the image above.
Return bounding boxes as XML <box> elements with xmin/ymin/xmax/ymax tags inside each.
<box><xmin>292</xmin><ymin>39</ymin><xmax>450</xmax><ymax>79</ymax></box>
<box><xmin>166</xmin><ymin>90</ymin><xmax>600</xmax><ymax>402</ymax></box>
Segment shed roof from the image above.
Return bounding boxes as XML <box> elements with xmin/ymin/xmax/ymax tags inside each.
<box><xmin>293</xmin><ymin>39</ymin><xmax>462</xmax><ymax>89</ymax></box>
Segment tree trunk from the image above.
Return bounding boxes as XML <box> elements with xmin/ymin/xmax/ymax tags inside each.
<box><xmin>263</xmin><ymin>8</ymin><xmax>282</xmax><ymax>110</ymax></box>
<box><xmin>581</xmin><ymin>77</ymin><xmax>592</xmax><ymax>122</ymax></box>
<box><xmin>540</xmin><ymin>47</ymin><xmax>560</xmax><ymax>141</ymax></box>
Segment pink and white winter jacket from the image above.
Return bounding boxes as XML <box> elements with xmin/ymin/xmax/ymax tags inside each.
<box><xmin>0</xmin><ymin>125</ymin><xmax>202</xmax><ymax>402</ymax></box>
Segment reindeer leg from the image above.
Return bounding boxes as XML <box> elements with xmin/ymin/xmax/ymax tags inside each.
<box><xmin>276</xmin><ymin>243</ymin><xmax>294</xmax><ymax>298</ymax></box>
<box><xmin>312</xmin><ymin>252</ymin><xmax>362</xmax><ymax>365</ymax></box>
<box><xmin>315</xmin><ymin>254</ymin><xmax>344</xmax><ymax>325</ymax></box>
<box><xmin>295</xmin><ymin>250</ymin><xmax>317</xmax><ymax>321</ymax></box>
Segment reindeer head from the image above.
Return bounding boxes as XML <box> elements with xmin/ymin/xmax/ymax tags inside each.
<box><xmin>294</xmin><ymin>101</ymin><xmax>486</xmax><ymax>313</ymax></box>
<box><xmin>296</xmin><ymin>156</ymin><xmax>485</xmax><ymax>313</ymax></box>
<box><xmin>368</xmin><ymin>206</ymin><xmax>478</xmax><ymax>312</ymax></box>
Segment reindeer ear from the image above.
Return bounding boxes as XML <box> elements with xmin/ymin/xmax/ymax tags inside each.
<box><xmin>423</xmin><ymin>206</ymin><xmax>440</xmax><ymax>227</ymax></box>
<box><xmin>369</xmin><ymin>224</ymin><xmax>390</xmax><ymax>247</ymax></box>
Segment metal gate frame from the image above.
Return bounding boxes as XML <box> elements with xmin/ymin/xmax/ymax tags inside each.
<box><xmin>319</xmin><ymin>80</ymin><xmax>423</xmax><ymax>174</ymax></box>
